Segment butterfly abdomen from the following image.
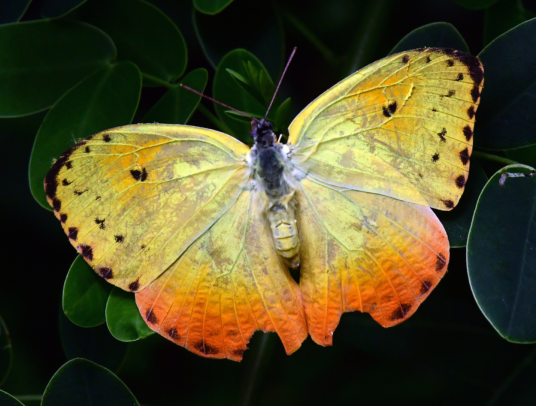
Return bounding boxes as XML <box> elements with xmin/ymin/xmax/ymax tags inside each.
<box><xmin>252</xmin><ymin>144</ymin><xmax>300</xmax><ymax>268</ymax></box>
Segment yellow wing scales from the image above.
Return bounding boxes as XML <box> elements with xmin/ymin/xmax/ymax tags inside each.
<box><xmin>296</xmin><ymin>177</ymin><xmax>449</xmax><ymax>345</ymax></box>
<box><xmin>135</xmin><ymin>188</ymin><xmax>307</xmax><ymax>360</ymax></box>
<box><xmin>289</xmin><ymin>48</ymin><xmax>483</xmax><ymax>210</ymax></box>
<box><xmin>45</xmin><ymin>124</ymin><xmax>250</xmax><ymax>292</ymax></box>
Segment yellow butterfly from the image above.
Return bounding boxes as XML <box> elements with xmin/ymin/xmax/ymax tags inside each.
<box><xmin>45</xmin><ymin>48</ymin><xmax>483</xmax><ymax>361</ymax></box>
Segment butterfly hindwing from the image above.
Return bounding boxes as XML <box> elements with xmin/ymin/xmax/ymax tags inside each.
<box><xmin>136</xmin><ymin>188</ymin><xmax>308</xmax><ymax>360</ymax></box>
<box><xmin>295</xmin><ymin>177</ymin><xmax>449</xmax><ymax>345</ymax></box>
<box><xmin>45</xmin><ymin>124</ymin><xmax>250</xmax><ymax>292</ymax></box>
<box><xmin>289</xmin><ymin>48</ymin><xmax>483</xmax><ymax>210</ymax></box>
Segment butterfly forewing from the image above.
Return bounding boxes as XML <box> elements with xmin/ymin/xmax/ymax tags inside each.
<box><xmin>289</xmin><ymin>48</ymin><xmax>483</xmax><ymax>210</ymax></box>
<box><xmin>45</xmin><ymin>124</ymin><xmax>250</xmax><ymax>292</ymax></box>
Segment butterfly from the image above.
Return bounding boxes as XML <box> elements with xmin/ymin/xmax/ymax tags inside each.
<box><xmin>45</xmin><ymin>48</ymin><xmax>483</xmax><ymax>361</ymax></box>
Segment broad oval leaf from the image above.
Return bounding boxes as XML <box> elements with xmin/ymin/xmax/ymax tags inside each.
<box><xmin>436</xmin><ymin>161</ymin><xmax>488</xmax><ymax>248</ymax></box>
<box><xmin>29</xmin><ymin>62</ymin><xmax>141</xmax><ymax>210</ymax></box>
<box><xmin>389</xmin><ymin>22</ymin><xmax>469</xmax><ymax>55</ymax></box>
<box><xmin>0</xmin><ymin>20</ymin><xmax>116</xmax><ymax>117</ymax></box>
<box><xmin>0</xmin><ymin>0</ymin><xmax>32</xmax><ymax>24</ymax></box>
<box><xmin>41</xmin><ymin>0</ymin><xmax>88</xmax><ymax>18</ymax></box>
<box><xmin>42</xmin><ymin>358</ymin><xmax>139</xmax><ymax>406</ymax></box>
<box><xmin>194</xmin><ymin>0</ymin><xmax>234</xmax><ymax>15</ymax></box>
<box><xmin>213</xmin><ymin>49</ymin><xmax>274</xmax><ymax>141</ymax></box>
<box><xmin>0</xmin><ymin>390</ymin><xmax>24</xmax><ymax>406</ymax></box>
<box><xmin>143</xmin><ymin>68</ymin><xmax>208</xmax><ymax>124</ymax></box>
<box><xmin>78</xmin><ymin>0</ymin><xmax>187</xmax><ymax>85</ymax></box>
<box><xmin>467</xmin><ymin>164</ymin><xmax>536</xmax><ymax>343</ymax></box>
<box><xmin>0</xmin><ymin>316</ymin><xmax>12</xmax><ymax>386</ymax></box>
<box><xmin>453</xmin><ymin>0</ymin><xmax>500</xmax><ymax>9</ymax></box>
<box><xmin>483</xmin><ymin>0</ymin><xmax>534</xmax><ymax>45</ymax></box>
<box><xmin>62</xmin><ymin>255</ymin><xmax>113</xmax><ymax>328</ymax></box>
<box><xmin>106</xmin><ymin>288</ymin><xmax>154</xmax><ymax>342</ymax></box>
<box><xmin>59</xmin><ymin>309</ymin><xmax>128</xmax><ymax>372</ymax></box>
<box><xmin>194</xmin><ymin>1</ymin><xmax>284</xmax><ymax>79</ymax></box>
<box><xmin>477</xmin><ymin>18</ymin><xmax>536</xmax><ymax>150</ymax></box>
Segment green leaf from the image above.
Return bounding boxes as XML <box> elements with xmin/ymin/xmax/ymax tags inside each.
<box><xmin>0</xmin><ymin>20</ymin><xmax>116</xmax><ymax>117</ymax></box>
<box><xmin>0</xmin><ymin>390</ymin><xmax>24</xmax><ymax>406</ymax></box>
<box><xmin>467</xmin><ymin>164</ymin><xmax>536</xmax><ymax>343</ymax></box>
<box><xmin>29</xmin><ymin>61</ymin><xmax>141</xmax><ymax>210</ymax></box>
<box><xmin>506</xmin><ymin>144</ymin><xmax>536</xmax><ymax>169</ymax></box>
<box><xmin>274</xmin><ymin>97</ymin><xmax>292</xmax><ymax>134</ymax></box>
<box><xmin>42</xmin><ymin>358</ymin><xmax>139</xmax><ymax>406</ymax></box>
<box><xmin>106</xmin><ymin>288</ymin><xmax>154</xmax><ymax>342</ymax></box>
<box><xmin>78</xmin><ymin>0</ymin><xmax>187</xmax><ymax>85</ymax></box>
<box><xmin>194</xmin><ymin>0</ymin><xmax>234</xmax><ymax>15</ymax></box>
<box><xmin>63</xmin><ymin>256</ymin><xmax>113</xmax><ymax>328</ymax></box>
<box><xmin>213</xmin><ymin>49</ymin><xmax>275</xmax><ymax>141</ymax></box>
<box><xmin>0</xmin><ymin>315</ymin><xmax>12</xmax><ymax>386</ymax></box>
<box><xmin>41</xmin><ymin>0</ymin><xmax>88</xmax><ymax>18</ymax></box>
<box><xmin>0</xmin><ymin>0</ymin><xmax>32</xmax><ymax>24</ymax></box>
<box><xmin>194</xmin><ymin>1</ymin><xmax>284</xmax><ymax>79</ymax></box>
<box><xmin>453</xmin><ymin>0</ymin><xmax>500</xmax><ymax>9</ymax></box>
<box><xmin>477</xmin><ymin>18</ymin><xmax>536</xmax><ymax>150</ymax></box>
<box><xmin>436</xmin><ymin>161</ymin><xmax>488</xmax><ymax>248</ymax></box>
<box><xmin>143</xmin><ymin>68</ymin><xmax>208</xmax><ymax>124</ymax></box>
<box><xmin>484</xmin><ymin>0</ymin><xmax>534</xmax><ymax>45</ymax></box>
<box><xmin>389</xmin><ymin>22</ymin><xmax>469</xmax><ymax>55</ymax></box>
<box><xmin>59</xmin><ymin>309</ymin><xmax>128</xmax><ymax>372</ymax></box>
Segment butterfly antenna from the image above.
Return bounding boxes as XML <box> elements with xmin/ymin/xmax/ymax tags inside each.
<box><xmin>180</xmin><ymin>84</ymin><xmax>253</xmax><ymax>119</ymax></box>
<box><xmin>265</xmin><ymin>47</ymin><xmax>297</xmax><ymax>118</ymax></box>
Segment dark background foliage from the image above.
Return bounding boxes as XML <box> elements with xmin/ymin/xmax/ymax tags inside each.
<box><xmin>1</xmin><ymin>0</ymin><xmax>535</xmax><ymax>405</ymax></box>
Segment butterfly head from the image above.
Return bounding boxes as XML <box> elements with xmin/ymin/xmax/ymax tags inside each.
<box><xmin>251</xmin><ymin>118</ymin><xmax>275</xmax><ymax>149</ymax></box>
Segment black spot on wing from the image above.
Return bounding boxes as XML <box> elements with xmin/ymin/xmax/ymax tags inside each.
<box><xmin>390</xmin><ymin>303</ymin><xmax>412</xmax><ymax>321</ymax></box>
<box><xmin>84</xmin><ymin>146</ymin><xmax>90</xmax><ymax>153</ymax></box>
<box><xmin>53</xmin><ymin>198</ymin><xmax>61</xmax><ymax>212</ymax></box>
<box><xmin>60</xmin><ymin>213</ymin><xmax>68</xmax><ymax>223</ymax></box>
<box><xmin>442</xmin><ymin>199</ymin><xmax>454</xmax><ymax>209</ymax></box>
<box><xmin>103</xmin><ymin>133</ymin><xmax>112</xmax><ymax>142</ymax></box>
<box><xmin>463</xmin><ymin>125</ymin><xmax>473</xmax><ymax>141</ymax></box>
<box><xmin>436</xmin><ymin>253</ymin><xmax>447</xmax><ymax>271</ymax></box>
<box><xmin>388</xmin><ymin>101</ymin><xmax>397</xmax><ymax>114</ymax></box>
<box><xmin>193</xmin><ymin>340</ymin><xmax>219</xmax><ymax>355</ymax></box>
<box><xmin>457</xmin><ymin>73</ymin><xmax>464</xmax><ymax>81</ymax></box>
<box><xmin>432</xmin><ymin>107</ymin><xmax>437</xmax><ymax>112</ymax></box>
<box><xmin>437</xmin><ymin>128</ymin><xmax>447</xmax><ymax>142</ymax></box>
<box><xmin>447</xmin><ymin>59</ymin><xmax>454</xmax><ymax>67</ymax></box>
<box><xmin>78</xmin><ymin>244</ymin><xmax>94</xmax><ymax>261</ymax></box>
<box><xmin>100</xmin><ymin>267</ymin><xmax>113</xmax><ymax>280</ymax></box>
<box><xmin>426</xmin><ymin>56</ymin><xmax>431</xmax><ymax>63</ymax></box>
<box><xmin>114</xmin><ymin>235</ymin><xmax>124</xmax><ymax>243</ymax></box>
<box><xmin>128</xmin><ymin>279</ymin><xmax>140</xmax><ymax>292</ymax></box>
<box><xmin>455</xmin><ymin>175</ymin><xmax>466</xmax><ymax>188</ymax></box>
<box><xmin>62</xmin><ymin>179</ymin><xmax>72</xmax><ymax>186</ymax></box>
<box><xmin>467</xmin><ymin>106</ymin><xmax>475</xmax><ymax>119</ymax></box>
<box><xmin>167</xmin><ymin>327</ymin><xmax>179</xmax><ymax>339</ymax></box>
<box><xmin>432</xmin><ymin>153</ymin><xmax>440</xmax><ymax>162</ymax></box>
<box><xmin>65</xmin><ymin>161</ymin><xmax>73</xmax><ymax>169</ymax></box>
<box><xmin>74</xmin><ymin>190</ymin><xmax>87</xmax><ymax>196</ymax></box>
<box><xmin>146</xmin><ymin>309</ymin><xmax>158</xmax><ymax>324</ymax></box>
<box><xmin>471</xmin><ymin>85</ymin><xmax>480</xmax><ymax>102</ymax></box>
<box><xmin>130</xmin><ymin>167</ymin><xmax>148</xmax><ymax>182</ymax></box>
<box><xmin>44</xmin><ymin>140</ymin><xmax>85</xmax><ymax>198</ymax></box>
<box><xmin>382</xmin><ymin>106</ymin><xmax>391</xmax><ymax>117</ymax></box>
<box><xmin>95</xmin><ymin>218</ymin><xmax>106</xmax><ymax>229</ymax></box>
<box><xmin>68</xmin><ymin>227</ymin><xmax>78</xmax><ymax>241</ymax></box>
<box><xmin>447</xmin><ymin>90</ymin><xmax>455</xmax><ymax>97</ymax></box>
<box><xmin>420</xmin><ymin>280</ymin><xmax>433</xmax><ymax>294</ymax></box>
<box><xmin>459</xmin><ymin>148</ymin><xmax>470</xmax><ymax>165</ymax></box>
<box><xmin>402</xmin><ymin>54</ymin><xmax>409</xmax><ymax>63</ymax></box>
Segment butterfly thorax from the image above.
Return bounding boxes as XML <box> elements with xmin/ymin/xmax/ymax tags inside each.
<box><xmin>249</xmin><ymin>118</ymin><xmax>300</xmax><ymax>269</ymax></box>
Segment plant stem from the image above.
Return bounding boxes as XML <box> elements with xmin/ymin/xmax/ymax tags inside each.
<box><xmin>141</xmin><ymin>73</ymin><xmax>172</xmax><ymax>89</ymax></box>
<box><xmin>282</xmin><ymin>11</ymin><xmax>338</xmax><ymax>68</ymax></box>
<box><xmin>486</xmin><ymin>347</ymin><xmax>536</xmax><ymax>406</ymax></box>
<box><xmin>197</xmin><ymin>104</ymin><xmax>235</xmax><ymax>135</ymax></box>
<box><xmin>241</xmin><ymin>334</ymin><xmax>270</xmax><ymax>406</ymax></box>
<box><xmin>472</xmin><ymin>151</ymin><xmax>518</xmax><ymax>166</ymax></box>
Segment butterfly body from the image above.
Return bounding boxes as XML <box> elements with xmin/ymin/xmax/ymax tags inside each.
<box><xmin>46</xmin><ymin>48</ymin><xmax>483</xmax><ymax>361</ymax></box>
